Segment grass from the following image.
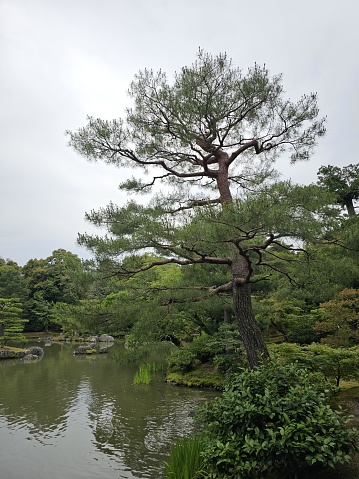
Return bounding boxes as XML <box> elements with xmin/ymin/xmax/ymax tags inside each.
<box><xmin>164</xmin><ymin>435</ymin><xmax>206</xmax><ymax>479</ymax></box>
<box><xmin>133</xmin><ymin>362</ymin><xmax>165</xmax><ymax>385</ymax></box>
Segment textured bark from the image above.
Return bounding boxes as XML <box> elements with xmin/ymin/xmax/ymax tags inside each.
<box><xmin>215</xmin><ymin>161</ymin><xmax>270</xmax><ymax>368</ymax></box>
<box><xmin>233</xmin><ymin>281</ymin><xmax>270</xmax><ymax>368</ymax></box>
<box><xmin>343</xmin><ymin>195</ymin><xmax>356</xmax><ymax>216</ymax></box>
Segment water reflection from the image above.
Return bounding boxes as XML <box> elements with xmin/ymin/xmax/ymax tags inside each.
<box><xmin>0</xmin><ymin>341</ymin><xmax>217</xmax><ymax>479</ymax></box>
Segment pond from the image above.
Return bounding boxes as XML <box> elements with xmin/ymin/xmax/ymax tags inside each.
<box><xmin>0</xmin><ymin>341</ymin><xmax>217</xmax><ymax>479</ymax></box>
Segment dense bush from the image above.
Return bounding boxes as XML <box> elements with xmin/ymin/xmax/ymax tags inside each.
<box><xmin>167</xmin><ymin>324</ymin><xmax>244</xmax><ymax>373</ymax></box>
<box><xmin>167</xmin><ymin>347</ymin><xmax>198</xmax><ymax>373</ymax></box>
<box><xmin>198</xmin><ymin>361</ymin><xmax>358</xmax><ymax>479</ymax></box>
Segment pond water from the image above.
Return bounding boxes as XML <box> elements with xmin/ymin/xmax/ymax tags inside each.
<box><xmin>0</xmin><ymin>341</ymin><xmax>217</xmax><ymax>479</ymax></box>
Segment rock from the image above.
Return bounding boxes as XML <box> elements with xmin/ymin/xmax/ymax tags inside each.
<box><xmin>28</xmin><ymin>346</ymin><xmax>44</xmax><ymax>356</ymax></box>
<box><xmin>99</xmin><ymin>347</ymin><xmax>108</xmax><ymax>354</ymax></box>
<box><xmin>99</xmin><ymin>334</ymin><xmax>114</xmax><ymax>343</ymax></box>
<box><xmin>23</xmin><ymin>354</ymin><xmax>35</xmax><ymax>361</ymax></box>
<box><xmin>73</xmin><ymin>345</ymin><xmax>97</xmax><ymax>355</ymax></box>
<box><xmin>0</xmin><ymin>349</ymin><xmax>15</xmax><ymax>359</ymax></box>
<box><xmin>88</xmin><ymin>336</ymin><xmax>99</xmax><ymax>343</ymax></box>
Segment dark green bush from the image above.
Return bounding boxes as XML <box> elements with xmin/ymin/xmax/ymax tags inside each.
<box><xmin>167</xmin><ymin>347</ymin><xmax>198</xmax><ymax>373</ymax></box>
<box><xmin>199</xmin><ymin>361</ymin><xmax>358</xmax><ymax>479</ymax></box>
<box><xmin>167</xmin><ymin>324</ymin><xmax>244</xmax><ymax>374</ymax></box>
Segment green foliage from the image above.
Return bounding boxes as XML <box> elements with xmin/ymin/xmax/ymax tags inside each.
<box><xmin>67</xmin><ymin>50</ymin><xmax>330</xmax><ymax>367</ymax></box>
<box><xmin>270</xmin><ymin>342</ymin><xmax>359</xmax><ymax>387</ymax></box>
<box><xmin>315</xmin><ymin>288</ymin><xmax>359</xmax><ymax>346</ymax></box>
<box><xmin>133</xmin><ymin>362</ymin><xmax>164</xmax><ymax>385</ymax></box>
<box><xmin>167</xmin><ymin>347</ymin><xmax>198</xmax><ymax>373</ymax></box>
<box><xmin>0</xmin><ymin>259</ymin><xmax>28</xmax><ymax>301</ymax></box>
<box><xmin>317</xmin><ymin>163</ymin><xmax>359</xmax><ymax>215</ymax></box>
<box><xmin>199</xmin><ymin>362</ymin><xmax>358</xmax><ymax>479</ymax></box>
<box><xmin>133</xmin><ymin>363</ymin><xmax>152</xmax><ymax>385</ymax></box>
<box><xmin>164</xmin><ymin>435</ymin><xmax>206</xmax><ymax>479</ymax></box>
<box><xmin>256</xmin><ymin>296</ymin><xmax>320</xmax><ymax>344</ymax></box>
<box><xmin>114</xmin><ymin>341</ymin><xmax>174</xmax><ymax>367</ymax></box>
<box><xmin>166</xmin><ymin>368</ymin><xmax>224</xmax><ymax>389</ymax></box>
<box><xmin>0</xmin><ymin>297</ymin><xmax>27</xmax><ymax>345</ymax></box>
<box><xmin>167</xmin><ymin>324</ymin><xmax>245</xmax><ymax>373</ymax></box>
<box><xmin>23</xmin><ymin>249</ymin><xmax>90</xmax><ymax>331</ymax></box>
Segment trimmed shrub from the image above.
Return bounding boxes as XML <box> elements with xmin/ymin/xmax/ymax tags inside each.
<box><xmin>199</xmin><ymin>361</ymin><xmax>358</xmax><ymax>479</ymax></box>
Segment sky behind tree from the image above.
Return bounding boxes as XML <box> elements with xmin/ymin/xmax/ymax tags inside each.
<box><xmin>1</xmin><ymin>0</ymin><xmax>358</xmax><ymax>265</ymax></box>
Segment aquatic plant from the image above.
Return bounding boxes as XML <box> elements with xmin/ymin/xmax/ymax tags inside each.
<box><xmin>164</xmin><ymin>435</ymin><xmax>206</xmax><ymax>479</ymax></box>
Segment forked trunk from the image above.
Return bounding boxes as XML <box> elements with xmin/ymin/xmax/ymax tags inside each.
<box><xmin>232</xmin><ymin>281</ymin><xmax>270</xmax><ymax>368</ymax></box>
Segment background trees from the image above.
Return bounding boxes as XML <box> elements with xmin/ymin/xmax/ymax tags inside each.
<box><xmin>22</xmin><ymin>249</ymin><xmax>91</xmax><ymax>331</ymax></box>
<box><xmin>317</xmin><ymin>163</ymin><xmax>359</xmax><ymax>216</ymax></box>
<box><xmin>0</xmin><ymin>297</ymin><xmax>27</xmax><ymax>345</ymax></box>
<box><xmin>67</xmin><ymin>50</ymin><xmax>328</xmax><ymax>367</ymax></box>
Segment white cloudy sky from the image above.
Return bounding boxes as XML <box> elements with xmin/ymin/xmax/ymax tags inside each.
<box><xmin>1</xmin><ymin>0</ymin><xmax>358</xmax><ymax>265</ymax></box>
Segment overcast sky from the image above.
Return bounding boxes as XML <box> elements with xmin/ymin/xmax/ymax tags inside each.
<box><xmin>1</xmin><ymin>0</ymin><xmax>358</xmax><ymax>266</ymax></box>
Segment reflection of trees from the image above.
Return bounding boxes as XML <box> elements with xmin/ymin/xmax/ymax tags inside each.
<box><xmin>87</xmin><ymin>372</ymin><xmax>217</xmax><ymax>477</ymax></box>
<box><xmin>0</xmin><ymin>343</ymin><xmax>82</xmax><ymax>442</ymax></box>
<box><xmin>0</xmin><ymin>342</ymin><xmax>216</xmax><ymax>478</ymax></box>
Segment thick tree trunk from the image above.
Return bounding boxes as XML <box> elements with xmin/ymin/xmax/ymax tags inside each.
<box><xmin>343</xmin><ymin>196</ymin><xmax>356</xmax><ymax>216</ymax></box>
<box><xmin>233</xmin><ymin>281</ymin><xmax>270</xmax><ymax>368</ymax></box>
<box><xmin>215</xmin><ymin>153</ymin><xmax>269</xmax><ymax>367</ymax></box>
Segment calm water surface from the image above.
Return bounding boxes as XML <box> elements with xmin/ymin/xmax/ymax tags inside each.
<box><xmin>0</xmin><ymin>341</ymin><xmax>217</xmax><ymax>479</ymax></box>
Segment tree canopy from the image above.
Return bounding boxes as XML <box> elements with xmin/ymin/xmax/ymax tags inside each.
<box><xmin>317</xmin><ymin>163</ymin><xmax>359</xmax><ymax>216</ymax></box>
<box><xmin>67</xmin><ymin>50</ymin><xmax>329</xmax><ymax>367</ymax></box>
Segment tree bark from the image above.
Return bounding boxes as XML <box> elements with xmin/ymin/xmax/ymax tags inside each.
<box><xmin>214</xmin><ymin>153</ymin><xmax>270</xmax><ymax>368</ymax></box>
<box><xmin>233</xmin><ymin>281</ymin><xmax>270</xmax><ymax>368</ymax></box>
<box><xmin>343</xmin><ymin>195</ymin><xmax>356</xmax><ymax>216</ymax></box>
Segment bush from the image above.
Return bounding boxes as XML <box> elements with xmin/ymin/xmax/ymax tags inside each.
<box><xmin>198</xmin><ymin>361</ymin><xmax>358</xmax><ymax>479</ymax></box>
<box><xmin>167</xmin><ymin>348</ymin><xmax>198</xmax><ymax>373</ymax></box>
<box><xmin>167</xmin><ymin>324</ymin><xmax>244</xmax><ymax>374</ymax></box>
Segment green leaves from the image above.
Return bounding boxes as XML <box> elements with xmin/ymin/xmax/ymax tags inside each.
<box><xmin>0</xmin><ymin>297</ymin><xmax>27</xmax><ymax>345</ymax></box>
<box><xmin>198</xmin><ymin>361</ymin><xmax>358</xmax><ymax>479</ymax></box>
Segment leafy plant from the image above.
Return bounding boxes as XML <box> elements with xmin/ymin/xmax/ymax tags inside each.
<box><xmin>198</xmin><ymin>361</ymin><xmax>358</xmax><ymax>479</ymax></box>
<box><xmin>167</xmin><ymin>348</ymin><xmax>198</xmax><ymax>373</ymax></box>
<box><xmin>270</xmin><ymin>342</ymin><xmax>359</xmax><ymax>387</ymax></box>
<box><xmin>164</xmin><ymin>435</ymin><xmax>206</xmax><ymax>479</ymax></box>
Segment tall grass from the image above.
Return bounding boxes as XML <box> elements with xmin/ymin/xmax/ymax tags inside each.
<box><xmin>164</xmin><ymin>435</ymin><xmax>206</xmax><ymax>479</ymax></box>
<box><xmin>133</xmin><ymin>362</ymin><xmax>165</xmax><ymax>385</ymax></box>
<box><xmin>133</xmin><ymin>363</ymin><xmax>152</xmax><ymax>385</ymax></box>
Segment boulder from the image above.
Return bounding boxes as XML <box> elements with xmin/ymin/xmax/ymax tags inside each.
<box><xmin>99</xmin><ymin>347</ymin><xmax>108</xmax><ymax>354</ymax></box>
<box><xmin>88</xmin><ymin>336</ymin><xmax>99</xmax><ymax>343</ymax></box>
<box><xmin>28</xmin><ymin>346</ymin><xmax>44</xmax><ymax>356</ymax></box>
<box><xmin>73</xmin><ymin>345</ymin><xmax>97</xmax><ymax>355</ymax></box>
<box><xmin>0</xmin><ymin>349</ymin><xmax>15</xmax><ymax>359</ymax></box>
<box><xmin>99</xmin><ymin>334</ymin><xmax>114</xmax><ymax>343</ymax></box>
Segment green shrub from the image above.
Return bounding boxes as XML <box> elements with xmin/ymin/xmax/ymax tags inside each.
<box><xmin>164</xmin><ymin>435</ymin><xmax>206</xmax><ymax>479</ymax></box>
<box><xmin>213</xmin><ymin>353</ymin><xmax>242</xmax><ymax>373</ymax></box>
<box><xmin>199</xmin><ymin>361</ymin><xmax>358</xmax><ymax>479</ymax></box>
<box><xmin>167</xmin><ymin>347</ymin><xmax>198</xmax><ymax>373</ymax></box>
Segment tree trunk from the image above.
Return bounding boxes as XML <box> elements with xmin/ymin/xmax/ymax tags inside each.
<box><xmin>215</xmin><ymin>155</ymin><xmax>270</xmax><ymax>368</ymax></box>
<box><xmin>233</xmin><ymin>281</ymin><xmax>270</xmax><ymax>368</ymax></box>
<box><xmin>343</xmin><ymin>195</ymin><xmax>356</xmax><ymax>216</ymax></box>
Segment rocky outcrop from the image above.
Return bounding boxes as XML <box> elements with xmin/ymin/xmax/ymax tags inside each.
<box><xmin>73</xmin><ymin>345</ymin><xmax>97</xmax><ymax>355</ymax></box>
<box><xmin>23</xmin><ymin>347</ymin><xmax>44</xmax><ymax>361</ymax></box>
<box><xmin>0</xmin><ymin>349</ymin><xmax>16</xmax><ymax>359</ymax></box>
<box><xmin>0</xmin><ymin>346</ymin><xmax>44</xmax><ymax>360</ymax></box>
